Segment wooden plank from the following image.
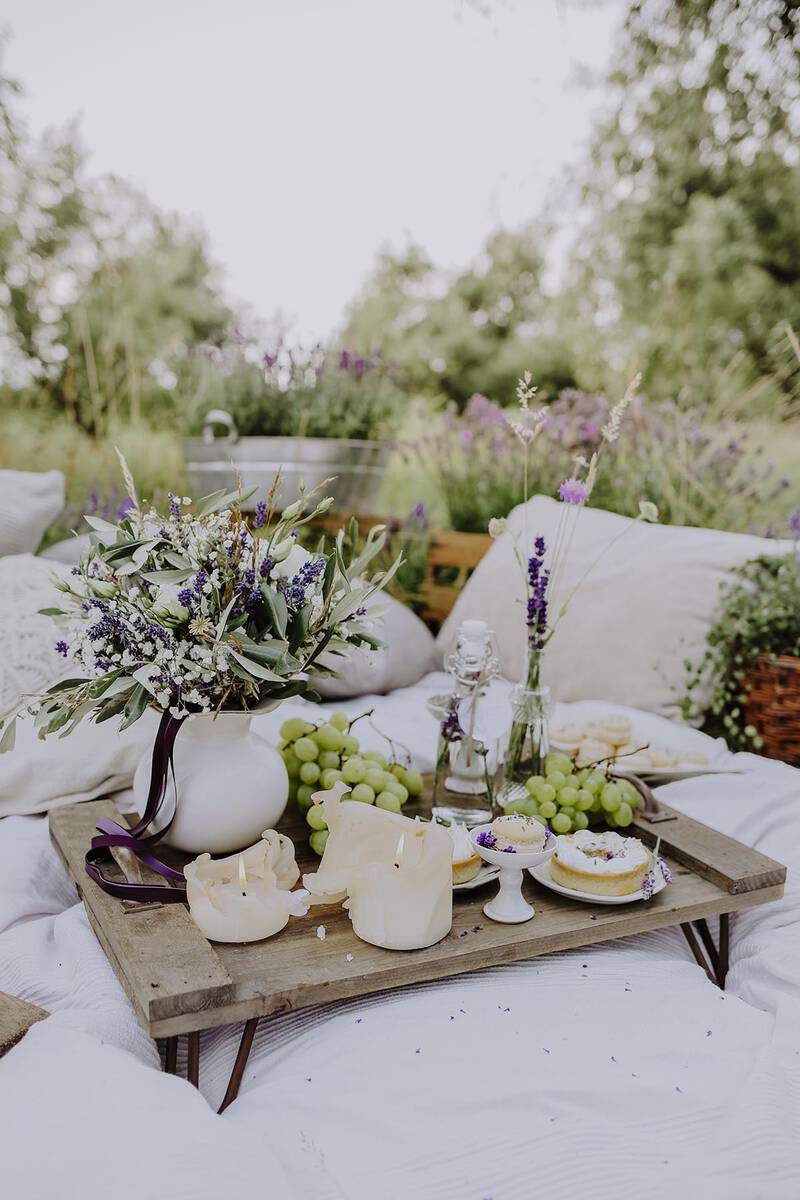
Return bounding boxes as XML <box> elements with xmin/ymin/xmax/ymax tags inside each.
<box><xmin>0</xmin><ymin>992</ymin><xmax>48</xmax><ymax>1056</ymax></box>
<box><xmin>49</xmin><ymin>800</ymin><xmax>235</xmax><ymax>1029</ymax></box>
<box><xmin>426</xmin><ymin>531</ymin><xmax>492</xmax><ymax>569</ymax></box>
<box><xmin>632</xmin><ymin>801</ymin><xmax>786</xmax><ymax>894</ymax></box>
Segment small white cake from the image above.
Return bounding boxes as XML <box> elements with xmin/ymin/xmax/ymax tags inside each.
<box><xmin>550</xmin><ymin>830</ymin><xmax>650</xmax><ymax>896</ymax></box>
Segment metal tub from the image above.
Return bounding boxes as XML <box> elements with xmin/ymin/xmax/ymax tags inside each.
<box><xmin>183</xmin><ymin>410</ymin><xmax>391</xmax><ymax>513</ymax></box>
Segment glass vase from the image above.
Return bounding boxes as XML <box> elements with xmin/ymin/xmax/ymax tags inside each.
<box><xmin>502</xmin><ymin>650</ymin><xmax>554</xmax><ymax>788</ymax></box>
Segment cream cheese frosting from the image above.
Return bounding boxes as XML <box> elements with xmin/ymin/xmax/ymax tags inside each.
<box><xmin>554</xmin><ymin>830</ymin><xmax>649</xmax><ymax>875</ymax></box>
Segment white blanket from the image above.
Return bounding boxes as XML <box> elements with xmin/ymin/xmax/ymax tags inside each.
<box><xmin>1</xmin><ymin>674</ymin><xmax>799</xmax><ymax>1200</ymax></box>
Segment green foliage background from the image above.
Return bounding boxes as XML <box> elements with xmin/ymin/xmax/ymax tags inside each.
<box><xmin>2</xmin><ymin>1</ymin><xmax>800</xmax><ymax>546</ymax></box>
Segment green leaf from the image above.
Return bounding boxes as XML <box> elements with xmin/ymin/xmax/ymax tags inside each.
<box><xmin>163</xmin><ymin>551</ymin><xmax>191</xmax><ymax>569</ymax></box>
<box><xmin>84</xmin><ymin>515</ymin><xmax>120</xmax><ymax>540</ymax></box>
<box><xmin>321</xmin><ymin>553</ymin><xmax>337</xmax><ymax>601</ymax></box>
<box><xmin>234</xmin><ymin>637</ymin><xmax>290</xmax><ymax>665</ymax></box>
<box><xmin>0</xmin><ymin>717</ymin><xmax>17</xmax><ymax>754</ymax></box>
<box><xmin>260</xmin><ymin>585</ymin><xmax>288</xmax><ymax>639</ymax></box>
<box><xmin>119</xmin><ymin>684</ymin><xmax>150</xmax><ymax>732</ymax></box>
<box><xmin>94</xmin><ymin>692</ymin><xmax>132</xmax><ymax>724</ymax></box>
<box><xmin>38</xmin><ymin>607</ymin><xmax>67</xmax><ymax>617</ymax></box>
<box><xmin>197</xmin><ymin>486</ymin><xmax>257</xmax><ymax>516</ymax></box>
<box><xmin>215</xmin><ymin>594</ymin><xmax>239</xmax><ymax>641</ymax></box>
<box><xmin>45</xmin><ymin>677</ymin><xmax>89</xmax><ymax>695</ymax></box>
<box><xmin>228</xmin><ymin>650</ymin><xmax>285</xmax><ymax>682</ymax></box>
<box><xmin>141</xmin><ymin>568</ymin><xmax>192</xmax><ymax>584</ymax></box>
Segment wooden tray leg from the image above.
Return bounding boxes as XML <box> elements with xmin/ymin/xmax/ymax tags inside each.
<box><xmin>717</xmin><ymin>912</ymin><xmax>730</xmax><ymax>989</ymax></box>
<box><xmin>187</xmin><ymin>1031</ymin><xmax>201</xmax><ymax>1088</ymax></box>
<box><xmin>218</xmin><ymin>1017</ymin><xmax>259</xmax><ymax>1114</ymax></box>
<box><xmin>163</xmin><ymin>1035</ymin><xmax>178</xmax><ymax>1074</ymax></box>
<box><xmin>680</xmin><ymin>922</ymin><xmax>717</xmax><ymax>985</ymax></box>
<box><xmin>681</xmin><ymin>915</ymin><xmax>731</xmax><ymax>989</ymax></box>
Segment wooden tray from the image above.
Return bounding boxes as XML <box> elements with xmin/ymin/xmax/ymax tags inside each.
<box><xmin>49</xmin><ymin>793</ymin><xmax>786</xmax><ymax>1041</ymax></box>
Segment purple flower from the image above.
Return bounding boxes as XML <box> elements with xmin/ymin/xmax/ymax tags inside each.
<box><xmin>502</xmin><ymin>845</ymin><xmax>516</xmax><ymax>854</ymax></box>
<box><xmin>254</xmin><ymin>500</ymin><xmax>268</xmax><ymax>528</ymax></box>
<box><xmin>262</xmin><ymin>352</ymin><xmax>277</xmax><ymax>369</ymax></box>
<box><xmin>167</xmin><ymin>491</ymin><xmax>181</xmax><ymax>519</ymax></box>
<box><xmin>789</xmin><ymin>508</ymin><xmax>800</xmax><ymax>538</ymax></box>
<box><xmin>413</xmin><ymin>501</ymin><xmax>426</xmax><ymax>521</ymax></box>
<box><xmin>461</xmin><ymin>429</ymin><xmax>474</xmax><ymax>445</ymax></box>
<box><xmin>117</xmin><ymin>497</ymin><xmax>135</xmax><ymax>520</ymax></box>
<box><xmin>339</xmin><ymin>350</ymin><xmax>351</xmax><ymax>370</ymax></box>
<box><xmin>526</xmin><ymin>536</ymin><xmax>549</xmax><ymax>648</ymax></box>
<box><xmin>259</xmin><ymin>555</ymin><xmax>274</xmax><ymax>578</ymax></box>
<box><xmin>177</xmin><ymin>587</ymin><xmax>194</xmax><ymax>609</ymax></box>
<box><xmin>476</xmin><ymin>830</ymin><xmax>497</xmax><ymax>849</ymax></box>
<box><xmin>558</xmin><ymin>479</ymin><xmax>589</xmax><ymax>506</ymax></box>
<box><xmin>54</xmin><ymin>640</ymin><xmax>69</xmax><ymax>657</ymax></box>
<box><xmin>440</xmin><ymin>706</ymin><xmax>462</xmax><ymax>743</ymax></box>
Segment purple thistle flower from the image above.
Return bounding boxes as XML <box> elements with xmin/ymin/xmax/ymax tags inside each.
<box><xmin>254</xmin><ymin>500</ymin><xmax>268</xmax><ymax>528</ymax></box>
<box><xmin>177</xmin><ymin>587</ymin><xmax>194</xmax><ymax>609</ymax></box>
<box><xmin>54</xmin><ymin>640</ymin><xmax>69</xmax><ymax>657</ymax></box>
<box><xmin>558</xmin><ymin>479</ymin><xmax>589</xmax><ymax>506</ymax></box>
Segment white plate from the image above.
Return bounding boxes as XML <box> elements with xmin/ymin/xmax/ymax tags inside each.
<box><xmin>528</xmin><ymin>857</ymin><xmax>668</xmax><ymax>905</ymax></box>
<box><xmin>609</xmin><ymin>764</ymin><xmax>744</xmax><ymax>782</ymax></box>
<box><xmin>453</xmin><ymin>864</ymin><xmax>500</xmax><ymax>892</ymax></box>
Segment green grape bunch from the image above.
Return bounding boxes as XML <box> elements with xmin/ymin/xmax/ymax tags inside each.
<box><xmin>278</xmin><ymin>711</ymin><xmax>424</xmax><ymax>855</ymax></box>
<box><xmin>505</xmin><ymin>751</ymin><xmax>642</xmax><ymax>835</ymax></box>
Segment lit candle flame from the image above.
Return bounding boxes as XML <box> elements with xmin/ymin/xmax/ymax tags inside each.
<box><xmin>394</xmin><ymin>834</ymin><xmax>405</xmax><ymax>868</ymax></box>
<box><xmin>238</xmin><ymin>854</ymin><xmax>247</xmax><ymax>895</ymax></box>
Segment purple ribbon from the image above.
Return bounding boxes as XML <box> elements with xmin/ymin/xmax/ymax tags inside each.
<box><xmin>84</xmin><ymin>710</ymin><xmax>188</xmax><ymax>903</ymax></box>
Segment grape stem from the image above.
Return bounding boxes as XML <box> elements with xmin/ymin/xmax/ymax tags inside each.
<box><xmin>584</xmin><ymin>742</ymin><xmax>651</xmax><ymax>771</ymax></box>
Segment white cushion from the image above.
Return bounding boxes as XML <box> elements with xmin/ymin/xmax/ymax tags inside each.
<box><xmin>0</xmin><ymin>470</ymin><xmax>64</xmax><ymax>556</ymax></box>
<box><xmin>437</xmin><ymin>495</ymin><xmax>789</xmax><ymax>718</ymax></box>
<box><xmin>314</xmin><ymin>593</ymin><xmax>437</xmax><ymax>698</ymax></box>
<box><xmin>0</xmin><ymin>554</ymin><xmax>154</xmax><ymax>815</ymax></box>
<box><xmin>39</xmin><ymin>533</ymin><xmax>91</xmax><ymax>564</ymax></box>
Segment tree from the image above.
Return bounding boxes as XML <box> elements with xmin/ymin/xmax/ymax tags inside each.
<box><xmin>340</xmin><ymin>227</ymin><xmax>576</xmax><ymax>409</ymax></box>
<box><xmin>567</xmin><ymin>0</ymin><xmax>800</xmax><ymax>407</ymax></box>
<box><xmin>0</xmin><ymin>43</ymin><xmax>231</xmax><ymax>435</ymax></box>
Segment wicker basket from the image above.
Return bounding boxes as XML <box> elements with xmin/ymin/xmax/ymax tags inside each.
<box><xmin>744</xmin><ymin>654</ymin><xmax>800</xmax><ymax>766</ymax></box>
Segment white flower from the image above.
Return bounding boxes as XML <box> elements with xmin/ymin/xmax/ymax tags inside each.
<box><xmin>488</xmin><ymin>517</ymin><xmax>508</xmax><ymax>538</ymax></box>
<box><xmin>271</xmin><ymin>543</ymin><xmax>313</xmax><ymax>580</ymax></box>
<box><xmin>638</xmin><ymin>500</ymin><xmax>659</xmax><ymax>523</ymax></box>
<box><xmin>150</xmin><ymin>585</ymin><xmax>190</xmax><ymax>626</ymax></box>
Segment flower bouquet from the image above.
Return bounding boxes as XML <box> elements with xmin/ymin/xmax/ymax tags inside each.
<box><xmin>1</xmin><ymin>459</ymin><xmax>400</xmax><ymax>898</ymax></box>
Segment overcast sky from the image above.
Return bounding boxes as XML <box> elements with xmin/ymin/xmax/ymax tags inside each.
<box><xmin>4</xmin><ymin>0</ymin><xmax>625</xmax><ymax>342</ymax></box>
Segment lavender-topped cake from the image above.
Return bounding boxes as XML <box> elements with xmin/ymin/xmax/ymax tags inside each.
<box><xmin>550</xmin><ymin>830</ymin><xmax>650</xmax><ymax>896</ymax></box>
<box><xmin>479</xmin><ymin>814</ymin><xmax>547</xmax><ymax>855</ymax></box>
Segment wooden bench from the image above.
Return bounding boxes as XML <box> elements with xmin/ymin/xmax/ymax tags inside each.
<box><xmin>307</xmin><ymin>512</ymin><xmax>491</xmax><ymax>629</ymax></box>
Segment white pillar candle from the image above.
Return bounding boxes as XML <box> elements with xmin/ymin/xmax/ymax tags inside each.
<box><xmin>303</xmin><ymin>782</ymin><xmax>453</xmax><ymax>951</ymax></box>
<box><xmin>185</xmin><ymin>830</ymin><xmax>309</xmax><ymax>944</ymax></box>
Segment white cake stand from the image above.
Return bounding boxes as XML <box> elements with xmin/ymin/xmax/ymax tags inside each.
<box><xmin>470</xmin><ymin>825</ymin><xmax>555</xmax><ymax>923</ymax></box>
